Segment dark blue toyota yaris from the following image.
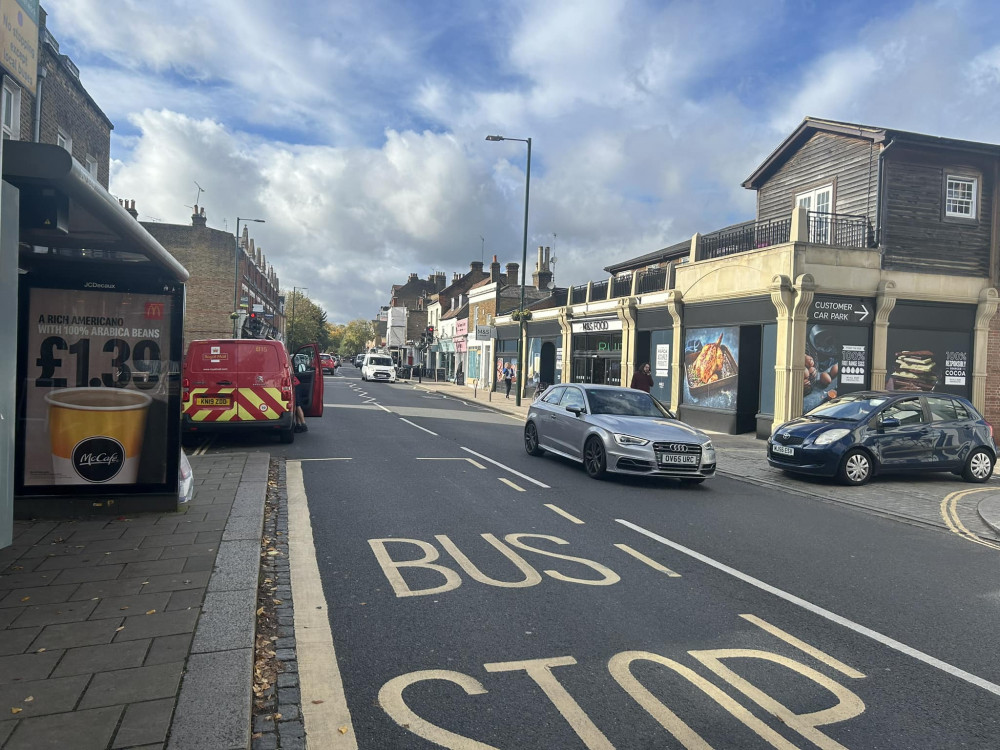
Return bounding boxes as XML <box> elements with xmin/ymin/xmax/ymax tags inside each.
<box><xmin>767</xmin><ymin>391</ymin><xmax>996</xmax><ymax>486</ymax></box>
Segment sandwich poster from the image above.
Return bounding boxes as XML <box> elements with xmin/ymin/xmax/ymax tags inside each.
<box><xmin>884</xmin><ymin>329</ymin><xmax>970</xmax><ymax>397</ymax></box>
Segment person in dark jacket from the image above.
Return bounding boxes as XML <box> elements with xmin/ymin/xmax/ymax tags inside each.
<box><xmin>629</xmin><ymin>363</ymin><xmax>654</xmax><ymax>392</ymax></box>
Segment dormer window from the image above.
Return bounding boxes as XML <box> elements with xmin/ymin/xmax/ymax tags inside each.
<box><xmin>945</xmin><ymin>175</ymin><xmax>977</xmax><ymax>219</ymax></box>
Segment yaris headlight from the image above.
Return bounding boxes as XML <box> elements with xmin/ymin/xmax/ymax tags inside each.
<box><xmin>813</xmin><ymin>428</ymin><xmax>850</xmax><ymax>446</ymax></box>
<box><xmin>614</xmin><ymin>434</ymin><xmax>649</xmax><ymax>446</ymax></box>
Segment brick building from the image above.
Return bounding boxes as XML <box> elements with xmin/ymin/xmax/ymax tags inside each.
<box><xmin>138</xmin><ymin>205</ymin><xmax>283</xmax><ymax>349</ymax></box>
<box><xmin>0</xmin><ymin>7</ymin><xmax>112</xmax><ymax>185</ymax></box>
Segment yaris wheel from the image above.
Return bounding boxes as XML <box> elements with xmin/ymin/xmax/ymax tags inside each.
<box><xmin>837</xmin><ymin>449</ymin><xmax>872</xmax><ymax>486</ymax></box>
<box><xmin>583</xmin><ymin>437</ymin><xmax>607</xmax><ymax>479</ymax></box>
<box><xmin>962</xmin><ymin>448</ymin><xmax>994</xmax><ymax>483</ymax></box>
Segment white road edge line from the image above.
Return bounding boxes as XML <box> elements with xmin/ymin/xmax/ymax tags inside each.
<box><xmin>286</xmin><ymin>461</ymin><xmax>358</xmax><ymax>747</ymax></box>
<box><xmin>460</xmin><ymin>447</ymin><xmax>551</xmax><ymax>488</ymax></box>
<box><xmin>400</xmin><ymin>418</ymin><xmax>438</xmax><ymax>436</ymax></box>
<box><xmin>617</xmin><ymin>519</ymin><xmax>1000</xmax><ymax>698</ymax></box>
<box><xmin>376</xmin><ymin>404</ymin><xmax>392</xmax><ymax>413</ymax></box>
<box><xmin>297</xmin><ymin>458</ymin><xmax>354</xmax><ymax>462</ymax></box>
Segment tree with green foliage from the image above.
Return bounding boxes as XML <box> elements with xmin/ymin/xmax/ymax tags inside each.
<box><xmin>338</xmin><ymin>319</ymin><xmax>375</xmax><ymax>356</ymax></box>
<box><xmin>284</xmin><ymin>289</ymin><xmax>332</xmax><ymax>352</ymax></box>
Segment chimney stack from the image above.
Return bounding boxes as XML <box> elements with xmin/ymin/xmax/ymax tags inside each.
<box><xmin>435</xmin><ymin>271</ymin><xmax>447</xmax><ymax>290</ymax></box>
<box><xmin>470</xmin><ymin>260</ymin><xmax>484</xmax><ymax>275</ymax></box>
<box><xmin>532</xmin><ymin>245</ymin><xmax>553</xmax><ymax>290</ymax></box>
<box><xmin>506</xmin><ymin>262</ymin><xmax>520</xmax><ymax>285</ymax></box>
<box><xmin>191</xmin><ymin>205</ymin><xmax>207</xmax><ymax>227</ymax></box>
<box><xmin>490</xmin><ymin>255</ymin><xmax>501</xmax><ymax>283</ymax></box>
<box><xmin>408</xmin><ymin>272</ymin><xmax>419</xmax><ymax>283</ymax></box>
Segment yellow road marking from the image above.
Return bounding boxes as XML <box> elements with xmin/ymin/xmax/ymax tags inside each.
<box><xmin>499</xmin><ymin>477</ymin><xmax>525</xmax><ymax>492</ymax></box>
<box><xmin>286</xmin><ymin>461</ymin><xmax>358</xmax><ymax>748</ymax></box>
<box><xmin>415</xmin><ymin>458</ymin><xmax>486</xmax><ymax>469</ymax></box>
<box><xmin>939</xmin><ymin>488</ymin><xmax>1000</xmax><ymax>551</ymax></box>
<box><xmin>614</xmin><ymin>544</ymin><xmax>681</xmax><ymax>577</ymax></box>
<box><xmin>544</xmin><ymin>504</ymin><xmax>584</xmax><ymax>524</ymax></box>
<box><xmin>739</xmin><ymin>614</ymin><xmax>864</xmax><ymax>679</ymax></box>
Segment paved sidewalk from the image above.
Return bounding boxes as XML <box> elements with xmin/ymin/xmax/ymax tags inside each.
<box><xmin>0</xmin><ymin>451</ymin><xmax>269</xmax><ymax>750</ymax></box>
<box><xmin>408</xmin><ymin>377</ymin><xmax>1000</xmax><ymax>542</ymax></box>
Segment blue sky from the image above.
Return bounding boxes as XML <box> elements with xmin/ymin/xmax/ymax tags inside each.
<box><xmin>43</xmin><ymin>0</ymin><xmax>1000</xmax><ymax>323</ymax></box>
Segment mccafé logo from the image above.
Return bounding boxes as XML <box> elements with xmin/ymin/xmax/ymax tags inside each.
<box><xmin>145</xmin><ymin>302</ymin><xmax>165</xmax><ymax>320</ymax></box>
<box><xmin>581</xmin><ymin>320</ymin><xmax>610</xmax><ymax>331</ymax></box>
<box><xmin>72</xmin><ymin>437</ymin><xmax>125</xmax><ymax>483</ymax></box>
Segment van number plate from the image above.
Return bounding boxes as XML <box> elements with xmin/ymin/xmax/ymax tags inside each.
<box><xmin>197</xmin><ymin>396</ymin><xmax>231</xmax><ymax>407</ymax></box>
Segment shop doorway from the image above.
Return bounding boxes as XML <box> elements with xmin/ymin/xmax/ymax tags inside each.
<box><xmin>571</xmin><ymin>356</ymin><xmax>621</xmax><ymax>385</ymax></box>
<box><xmin>540</xmin><ymin>342</ymin><xmax>556</xmax><ymax>386</ymax></box>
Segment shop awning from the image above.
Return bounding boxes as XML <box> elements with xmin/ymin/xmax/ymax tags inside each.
<box><xmin>4</xmin><ymin>141</ymin><xmax>189</xmax><ymax>282</ymax></box>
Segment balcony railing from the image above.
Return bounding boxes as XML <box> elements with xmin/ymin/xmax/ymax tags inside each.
<box><xmin>636</xmin><ymin>267</ymin><xmax>667</xmax><ymax>294</ymax></box>
<box><xmin>570</xmin><ymin>284</ymin><xmax>588</xmax><ymax>304</ymax></box>
<box><xmin>590</xmin><ymin>279</ymin><xmax>609</xmax><ymax>301</ymax></box>
<box><xmin>612</xmin><ymin>273</ymin><xmax>633</xmax><ymax>298</ymax></box>
<box><xmin>807</xmin><ymin>212</ymin><xmax>872</xmax><ymax>248</ymax></box>
<box><xmin>699</xmin><ymin>218</ymin><xmax>791</xmax><ymax>260</ymax></box>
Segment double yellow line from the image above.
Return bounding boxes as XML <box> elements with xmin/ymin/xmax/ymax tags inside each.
<box><xmin>940</xmin><ymin>487</ymin><xmax>1000</xmax><ymax>551</ymax></box>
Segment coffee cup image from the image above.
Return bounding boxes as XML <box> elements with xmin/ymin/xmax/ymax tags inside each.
<box><xmin>44</xmin><ymin>388</ymin><xmax>153</xmax><ymax>485</ymax></box>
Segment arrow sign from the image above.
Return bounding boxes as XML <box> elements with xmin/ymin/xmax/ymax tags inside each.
<box><xmin>854</xmin><ymin>304</ymin><xmax>869</xmax><ymax>321</ymax></box>
<box><xmin>809</xmin><ymin>296</ymin><xmax>874</xmax><ymax>326</ymax></box>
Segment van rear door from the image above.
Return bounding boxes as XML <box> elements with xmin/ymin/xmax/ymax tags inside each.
<box><xmin>238</xmin><ymin>342</ymin><xmax>292</xmax><ymax>419</ymax></box>
<box><xmin>184</xmin><ymin>341</ymin><xmax>239</xmax><ymax>419</ymax></box>
<box><xmin>294</xmin><ymin>344</ymin><xmax>324</xmax><ymax>417</ymax></box>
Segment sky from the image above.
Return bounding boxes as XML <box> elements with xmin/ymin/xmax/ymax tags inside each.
<box><xmin>43</xmin><ymin>0</ymin><xmax>1000</xmax><ymax>323</ymax></box>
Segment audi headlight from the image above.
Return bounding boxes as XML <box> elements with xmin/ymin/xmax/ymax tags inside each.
<box><xmin>813</xmin><ymin>428</ymin><xmax>850</xmax><ymax>446</ymax></box>
<box><xmin>614</xmin><ymin>433</ymin><xmax>649</xmax><ymax>446</ymax></box>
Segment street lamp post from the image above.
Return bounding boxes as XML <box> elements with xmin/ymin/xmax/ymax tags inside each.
<box><xmin>486</xmin><ymin>134</ymin><xmax>531</xmax><ymax>406</ymax></box>
<box><xmin>290</xmin><ymin>287</ymin><xmax>308</xmax><ymax>351</ymax></box>
<box><xmin>233</xmin><ymin>217</ymin><xmax>266</xmax><ymax>337</ymax></box>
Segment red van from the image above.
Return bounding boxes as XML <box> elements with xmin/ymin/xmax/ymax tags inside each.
<box><xmin>181</xmin><ymin>340</ymin><xmax>323</xmax><ymax>443</ymax></box>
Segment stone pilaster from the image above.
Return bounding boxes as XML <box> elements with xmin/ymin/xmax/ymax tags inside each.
<box><xmin>770</xmin><ymin>273</ymin><xmax>815</xmax><ymax>425</ymax></box>
<box><xmin>665</xmin><ymin>290</ymin><xmax>684</xmax><ymax>411</ymax></box>
<box><xmin>973</xmin><ymin>287</ymin><xmax>999</xmax><ymax>413</ymax></box>
<box><xmin>871</xmin><ymin>280</ymin><xmax>897</xmax><ymax>391</ymax></box>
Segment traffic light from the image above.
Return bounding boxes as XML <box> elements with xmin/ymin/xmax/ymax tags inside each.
<box><xmin>248</xmin><ymin>312</ymin><xmax>263</xmax><ymax>336</ymax></box>
<box><xmin>425</xmin><ymin>325</ymin><xmax>434</xmax><ymax>342</ymax></box>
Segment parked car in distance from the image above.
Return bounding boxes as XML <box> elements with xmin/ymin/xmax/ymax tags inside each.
<box><xmin>354</xmin><ymin>354</ymin><xmax>364</xmax><ymax>367</ymax></box>
<box><xmin>768</xmin><ymin>391</ymin><xmax>995</xmax><ymax>486</ymax></box>
<box><xmin>320</xmin><ymin>353</ymin><xmax>337</xmax><ymax>374</ymax></box>
<box><xmin>361</xmin><ymin>353</ymin><xmax>397</xmax><ymax>383</ymax></box>
<box><xmin>524</xmin><ymin>384</ymin><xmax>716</xmax><ymax>483</ymax></box>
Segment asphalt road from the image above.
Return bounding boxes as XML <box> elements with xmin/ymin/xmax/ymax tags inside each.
<box><xmin>201</xmin><ymin>367</ymin><xmax>1000</xmax><ymax>749</ymax></box>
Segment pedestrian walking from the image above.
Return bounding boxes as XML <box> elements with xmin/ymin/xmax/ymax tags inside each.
<box><xmin>502</xmin><ymin>362</ymin><xmax>514</xmax><ymax>398</ymax></box>
<box><xmin>630</xmin><ymin>362</ymin><xmax>654</xmax><ymax>393</ymax></box>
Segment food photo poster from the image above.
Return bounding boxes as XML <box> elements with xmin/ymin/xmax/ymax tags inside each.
<box><xmin>682</xmin><ymin>326</ymin><xmax>739</xmax><ymax>409</ymax></box>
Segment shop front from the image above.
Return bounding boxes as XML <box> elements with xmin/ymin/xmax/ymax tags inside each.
<box><xmin>454</xmin><ymin>319</ymin><xmax>468</xmax><ymax>384</ymax></box>
<box><xmin>495</xmin><ymin>324</ymin><xmax>520</xmax><ymax>393</ymax></box>
<box><xmin>678</xmin><ymin>298</ymin><xmax>773</xmax><ymax>434</ymax></box>
<box><xmin>524</xmin><ymin>319</ymin><xmax>563</xmax><ymax>396</ymax></box>
<box><xmin>569</xmin><ymin>317</ymin><xmax>622</xmax><ymax>386</ymax></box>
<box><xmin>884</xmin><ymin>301</ymin><xmax>974</xmax><ymax>399</ymax></box>
<box><xmin>635</xmin><ymin>307</ymin><xmax>675</xmax><ymax>407</ymax></box>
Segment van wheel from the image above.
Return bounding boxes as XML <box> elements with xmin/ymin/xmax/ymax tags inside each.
<box><xmin>279</xmin><ymin>425</ymin><xmax>295</xmax><ymax>444</ymax></box>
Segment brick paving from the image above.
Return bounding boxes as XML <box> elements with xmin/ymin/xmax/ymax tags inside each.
<box><xmin>0</xmin><ymin>452</ymin><xmax>268</xmax><ymax>750</ymax></box>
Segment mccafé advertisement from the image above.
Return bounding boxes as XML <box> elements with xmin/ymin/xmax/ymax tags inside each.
<box><xmin>16</xmin><ymin>272</ymin><xmax>184</xmax><ymax>494</ymax></box>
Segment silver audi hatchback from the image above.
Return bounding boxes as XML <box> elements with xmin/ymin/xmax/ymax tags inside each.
<box><xmin>524</xmin><ymin>384</ymin><xmax>716</xmax><ymax>483</ymax></box>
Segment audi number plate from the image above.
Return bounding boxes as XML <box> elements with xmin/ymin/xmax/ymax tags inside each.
<box><xmin>659</xmin><ymin>453</ymin><xmax>699</xmax><ymax>466</ymax></box>
<box><xmin>197</xmin><ymin>396</ymin><xmax>231</xmax><ymax>407</ymax></box>
<box><xmin>772</xmin><ymin>444</ymin><xmax>794</xmax><ymax>456</ymax></box>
